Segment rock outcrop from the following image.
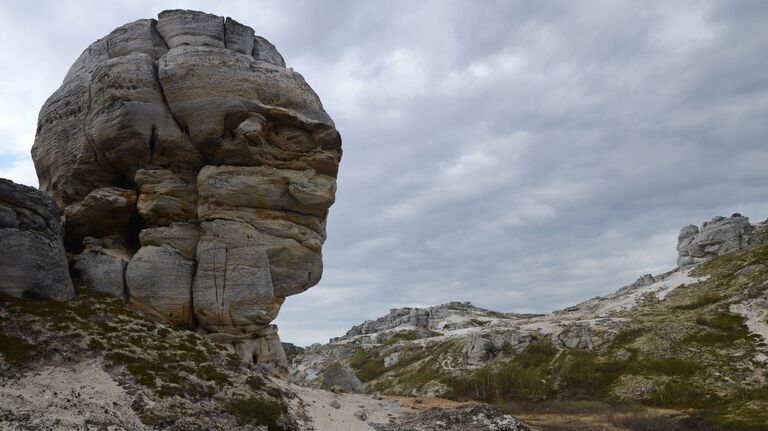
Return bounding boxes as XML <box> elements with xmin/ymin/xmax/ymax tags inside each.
<box><xmin>0</xmin><ymin>178</ymin><xmax>74</xmax><ymax>301</ymax></box>
<box><xmin>291</xmin><ymin>216</ymin><xmax>768</xmax><ymax>395</ymax></box>
<box><xmin>677</xmin><ymin>214</ymin><xmax>755</xmax><ymax>267</ymax></box>
<box><xmin>31</xmin><ymin>9</ymin><xmax>341</xmax><ymax>373</ymax></box>
<box><xmin>321</xmin><ymin>366</ymin><xmax>366</xmax><ymax>394</ymax></box>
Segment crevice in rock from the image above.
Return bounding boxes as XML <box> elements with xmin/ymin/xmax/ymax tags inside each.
<box><xmin>151</xmin><ymin>19</ymin><xmax>169</xmax><ymax>51</ymax></box>
<box><xmin>149</xmin><ymin>22</ymin><xmax>188</xmax><ymax>139</ymax></box>
<box><xmin>105</xmin><ymin>34</ymin><xmax>112</xmax><ymax>59</ymax></box>
<box><xmin>125</xmin><ymin>210</ymin><xmax>145</xmax><ymax>252</ymax></box>
<box><xmin>148</xmin><ymin>125</ymin><xmax>157</xmax><ymax>163</ymax></box>
<box><xmin>150</xmin><ymin>59</ymin><xmax>187</xmax><ymax>137</ymax></box>
<box><xmin>213</xmin><ymin>246</ymin><xmax>220</xmax><ymax>323</ymax></box>
<box><xmin>222</xmin><ymin>247</ymin><xmax>228</xmax><ymax>310</ymax></box>
<box><xmin>222</xmin><ymin>18</ymin><xmax>228</xmax><ymax>49</ymax></box>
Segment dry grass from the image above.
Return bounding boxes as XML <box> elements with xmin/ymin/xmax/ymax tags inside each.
<box><xmin>506</xmin><ymin>401</ymin><xmax>698</xmax><ymax>431</ymax></box>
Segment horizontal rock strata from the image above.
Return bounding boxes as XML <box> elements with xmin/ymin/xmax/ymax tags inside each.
<box><xmin>0</xmin><ymin>178</ymin><xmax>74</xmax><ymax>301</ymax></box>
<box><xmin>31</xmin><ymin>9</ymin><xmax>341</xmax><ymax>373</ymax></box>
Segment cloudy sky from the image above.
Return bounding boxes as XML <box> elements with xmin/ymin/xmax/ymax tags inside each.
<box><xmin>1</xmin><ymin>1</ymin><xmax>767</xmax><ymax>345</ymax></box>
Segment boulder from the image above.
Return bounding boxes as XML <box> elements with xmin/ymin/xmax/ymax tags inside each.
<box><xmin>463</xmin><ymin>334</ymin><xmax>494</xmax><ymax>365</ymax></box>
<box><xmin>677</xmin><ymin>214</ymin><xmax>755</xmax><ymax>267</ymax></box>
<box><xmin>0</xmin><ymin>178</ymin><xmax>73</xmax><ymax>301</ymax></box>
<box><xmin>126</xmin><ymin>245</ymin><xmax>195</xmax><ymax>326</ymax></box>
<box><xmin>31</xmin><ymin>10</ymin><xmax>342</xmax><ymax>370</ymax></box>
<box><xmin>72</xmin><ymin>237</ymin><xmax>130</xmax><ymax>298</ymax></box>
<box><xmin>321</xmin><ymin>366</ymin><xmax>366</xmax><ymax>394</ymax></box>
<box><xmin>559</xmin><ymin>324</ymin><xmax>593</xmax><ymax>349</ymax></box>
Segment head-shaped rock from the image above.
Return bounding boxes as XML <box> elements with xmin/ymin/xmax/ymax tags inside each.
<box><xmin>31</xmin><ymin>10</ymin><xmax>341</xmax><ymax>373</ymax></box>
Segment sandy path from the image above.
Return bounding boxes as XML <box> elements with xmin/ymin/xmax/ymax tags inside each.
<box><xmin>278</xmin><ymin>381</ymin><xmax>411</xmax><ymax>431</ymax></box>
<box><xmin>0</xmin><ymin>359</ymin><xmax>146</xmax><ymax>431</ymax></box>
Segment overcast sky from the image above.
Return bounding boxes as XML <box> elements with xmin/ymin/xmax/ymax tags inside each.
<box><xmin>1</xmin><ymin>1</ymin><xmax>767</xmax><ymax>346</ymax></box>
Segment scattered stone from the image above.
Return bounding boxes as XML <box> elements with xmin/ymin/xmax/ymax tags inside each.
<box><xmin>329</xmin><ymin>400</ymin><xmax>340</xmax><ymax>409</ymax></box>
<box><xmin>354</xmin><ymin>409</ymin><xmax>368</xmax><ymax>421</ymax></box>
<box><xmin>376</xmin><ymin>404</ymin><xmax>525</xmax><ymax>431</ymax></box>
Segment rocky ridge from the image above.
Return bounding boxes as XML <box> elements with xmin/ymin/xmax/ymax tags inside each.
<box><xmin>29</xmin><ymin>9</ymin><xmax>342</xmax><ymax>373</ymax></box>
<box><xmin>291</xmin><ymin>214</ymin><xmax>768</xmax><ymax>417</ymax></box>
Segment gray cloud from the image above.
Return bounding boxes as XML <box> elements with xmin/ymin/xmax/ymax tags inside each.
<box><xmin>1</xmin><ymin>0</ymin><xmax>766</xmax><ymax>345</ymax></box>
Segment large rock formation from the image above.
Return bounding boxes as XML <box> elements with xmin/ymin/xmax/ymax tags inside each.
<box><xmin>677</xmin><ymin>214</ymin><xmax>755</xmax><ymax>267</ymax></box>
<box><xmin>31</xmin><ymin>9</ymin><xmax>341</xmax><ymax>374</ymax></box>
<box><xmin>0</xmin><ymin>178</ymin><xmax>74</xmax><ymax>301</ymax></box>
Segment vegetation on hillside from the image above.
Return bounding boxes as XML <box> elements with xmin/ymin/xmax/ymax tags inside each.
<box><xmin>0</xmin><ymin>289</ymin><xmax>295</xmax><ymax>430</ymax></box>
<box><xmin>340</xmin><ymin>233</ymin><xmax>768</xmax><ymax>430</ymax></box>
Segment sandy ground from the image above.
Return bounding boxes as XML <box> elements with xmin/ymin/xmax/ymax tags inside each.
<box><xmin>0</xmin><ymin>359</ymin><xmax>146</xmax><ymax>431</ymax></box>
<box><xmin>382</xmin><ymin>395</ymin><xmax>467</xmax><ymax>412</ymax></box>
<box><xmin>731</xmin><ymin>294</ymin><xmax>768</xmax><ymax>362</ymax></box>
<box><xmin>515</xmin><ymin>407</ymin><xmax>687</xmax><ymax>431</ymax></box>
<box><xmin>278</xmin><ymin>381</ymin><xmax>411</xmax><ymax>431</ymax></box>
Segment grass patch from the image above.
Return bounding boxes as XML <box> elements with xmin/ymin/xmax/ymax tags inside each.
<box><xmin>697</xmin><ymin>397</ymin><xmax>768</xmax><ymax>431</ymax></box>
<box><xmin>611</xmin><ymin>327</ymin><xmax>643</xmax><ymax>346</ymax></box>
<box><xmin>689</xmin><ymin>312</ymin><xmax>750</xmax><ymax>345</ymax></box>
<box><xmin>223</xmin><ymin>397</ymin><xmax>287</xmax><ymax>430</ymax></box>
<box><xmin>382</xmin><ymin>330</ymin><xmax>421</xmax><ymax>346</ymax></box>
<box><xmin>559</xmin><ymin>350</ymin><xmax>626</xmax><ymax>397</ymax></box>
<box><xmin>674</xmin><ymin>292</ymin><xmax>724</xmax><ymax>310</ymax></box>
<box><xmin>1</xmin><ymin>290</ymin><xmax>237</xmax><ymax>397</ymax></box>
<box><xmin>646</xmin><ymin>379</ymin><xmax>708</xmax><ymax>407</ymax></box>
<box><xmin>349</xmin><ymin>348</ymin><xmax>386</xmax><ymax>382</ymax></box>
<box><xmin>445</xmin><ymin>340</ymin><xmax>557</xmax><ymax>402</ymax></box>
<box><xmin>643</xmin><ymin>358</ymin><xmax>703</xmax><ymax>377</ymax></box>
<box><xmin>0</xmin><ymin>329</ymin><xmax>33</xmax><ymax>366</ymax></box>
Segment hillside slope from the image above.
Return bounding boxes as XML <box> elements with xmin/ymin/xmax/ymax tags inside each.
<box><xmin>291</xmin><ymin>215</ymin><xmax>768</xmax><ymax>430</ymax></box>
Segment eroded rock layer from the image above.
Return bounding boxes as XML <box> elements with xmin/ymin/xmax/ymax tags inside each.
<box><xmin>0</xmin><ymin>178</ymin><xmax>74</xmax><ymax>301</ymax></box>
<box><xmin>31</xmin><ymin>9</ymin><xmax>341</xmax><ymax>374</ymax></box>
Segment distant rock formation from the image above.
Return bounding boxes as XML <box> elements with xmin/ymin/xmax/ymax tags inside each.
<box><xmin>0</xmin><ymin>178</ymin><xmax>74</xmax><ymax>301</ymax></box>
<box><xmin>677</xmin><ymin>214</ymin><xmax>755</xmax><ymax>267</ymax></box>
<box><xmin>31</xmin><ymin>9</ymin><xmax>341</xmax><ymax>374</ymax></box>
<box><xmin>291</xmin><ymin>215</ymin><xmax>767</xmax><ymax>397</ymax></box>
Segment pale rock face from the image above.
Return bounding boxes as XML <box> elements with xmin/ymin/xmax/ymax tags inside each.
<box><xmin>31</xmin><ymin>9</ymin><xmax>341</xmax><ymax>371</ymax></box>
<box><xmin>0</xmin><ymin>178</ymin><xmax>74</xmax><ymax>301</ymax></box>
<box><xmin>321</xmin><ymin>367</ymin><xmax>366</xmax><ymax>394</ymax></box>
<box><xmin>463</xmin><ymin>334</ymin><xmax>494</xmax><ymax>365</ymax></box>
<box><xmin>72</xmin><ymin>237</ymin><xmax>130</xmax><ymax>298</ymax></box>
<box><xmin>677</xmin><ymin>214</ymin><xmax>755</xmax><ymax>267</ymax></box>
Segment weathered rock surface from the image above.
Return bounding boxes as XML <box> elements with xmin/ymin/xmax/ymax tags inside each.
<box><xmin>374</xmin><ymin>404</ymin><xmax>527</xmax><ymax>431</ymax></box>
<box><xmin>72</xmin><ymin>237</ymin><xmax>130</xmax><ymax>298</ymax></box>
<box><xmin>677</xmin><ymin>214</ymin><xmax>755</xmax><ymax>267</ymax></box>
<box><xmin>321</xmin><ymin>366</ymin><xmax>366</xmax><ymax>394</ymax></box>
<box><xmin>31</xmin><ymin>9</ymin><xmax>341</xmax><ymax>371</ymax></box>
<box><xmin>0</xmin><ymin>178</ymin><xmax>74</xmax><ymax>301</ymax></box>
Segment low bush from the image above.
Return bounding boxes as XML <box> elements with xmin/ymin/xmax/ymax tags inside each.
<box><xmin>223</xmin><ymin>397</ymin><xmax>288</xmax><ymax>430</ymax></box>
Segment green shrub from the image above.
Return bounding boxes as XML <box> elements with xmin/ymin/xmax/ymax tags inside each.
<box><xmin>647</xmin><ymin>380</ymin><xmax>707</xmax><ymax>407</ymax></box>
<box><xmin>612</xmin><ymin>328</ymin><xmax>643</xmax><ymax>346</ymax></box>
<box><xmin>690</xmin><ymin>312</ymin><xmax>750</xmax><ymax>345</ymax></box>
<box><xmin>445</xmin><ymin>340</ymin><xmax>556</xmax><ymax>402</ymax></box>
<box><xmin>674</xmin><ymin>293</ymin><xmax>724</xmax><ymax>310</ymax></box>
<box><xmin>349</xmin><ymin>348</ymin><xmax>386</xmax><ymax>382</ymax></box>
<box><xmin>514</xmin><ymin>340</ymin><xmax>558</xmax><ymax>368</ymax></box>
<box><xmin>382</xmin><ymin>330</ymin><xmax>421</xmax><ymax>346</ymax></box>
<box><xmin>643</xmin><ymin>358</ymin><xmax>703</xmax><ymax>377</ymax></box>
<box><xmin>223</xmin><ymin>397</ymin><xmax>287</xmax><ymax>430</ymax></box>
<box><xmin>0</xmin><ymin>330</ymin><xmax>33</xmax><ymax>365</ymax></box>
